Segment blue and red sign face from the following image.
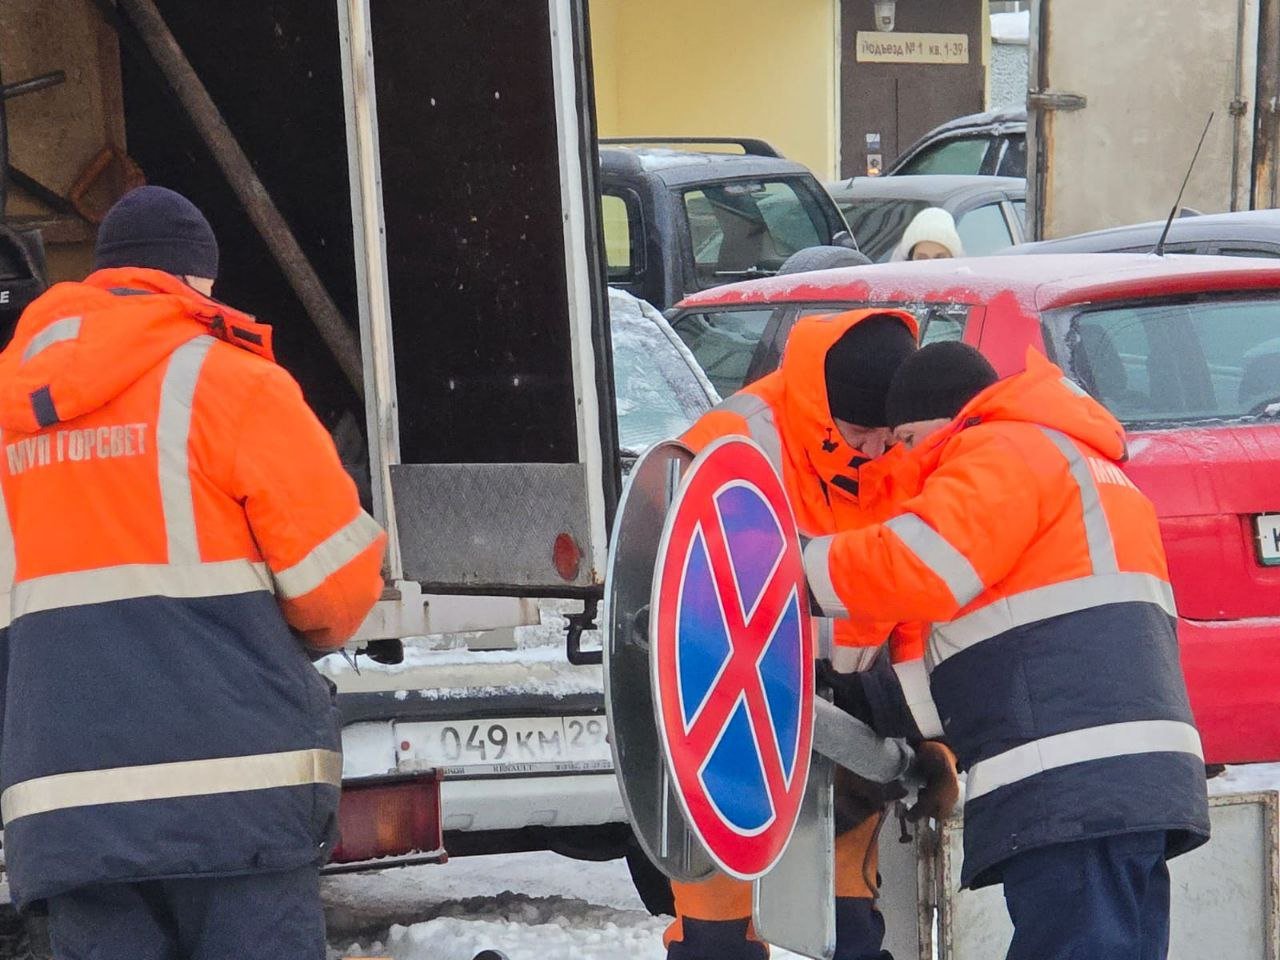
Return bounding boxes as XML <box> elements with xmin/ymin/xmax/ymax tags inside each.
<box><xmin>652</xmin><ymin>437</ymin><xmax>814</xmax><ymax>879</ymax></box>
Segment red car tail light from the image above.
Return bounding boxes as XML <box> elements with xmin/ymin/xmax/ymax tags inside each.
<box><xmin>330</xmin><ymin>773</ymin><xmax>445</xmax><ymax>869</ymax></box>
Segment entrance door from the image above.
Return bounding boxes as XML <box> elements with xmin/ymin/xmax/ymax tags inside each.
<box><xmin>839</xmin><ymin>0</ymin><xmax>986</xmax><ymax>179</ymax></box>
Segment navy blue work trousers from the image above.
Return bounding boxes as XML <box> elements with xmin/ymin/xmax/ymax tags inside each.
<box><xmin>45</xmin><ymin>865</ymin><xmax>325</xmax><ymax>960</ymax></box>
<box><xmin>1001</xmin><ymin>831</ymin><xmax>1172</xmax><ymax>960</ymax></box>
<box><xmin>666</xmin><ymin>899</ymin><xmax>891</xmax><ymax>960</ymax></box>
<box><xmin>834</xmin><ymin>896</ymin><xmax>892</xmax><ymax>960</ymax></box>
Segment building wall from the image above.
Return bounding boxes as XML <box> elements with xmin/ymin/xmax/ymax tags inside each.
<box><xmin>589</xmin><ymin>0</ymin><xmax>839</xmax><ymax>178</ymax></box>
<box><xmin>589</xmin><ymin>0</ymin><xmax>622</xmax><ymax>135</ymax></box>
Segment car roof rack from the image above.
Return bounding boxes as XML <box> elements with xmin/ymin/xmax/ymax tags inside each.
<box><xmin>598</xmin><ymin>137</ymin><xmax>783</xmax><ymax>159</ymax></box>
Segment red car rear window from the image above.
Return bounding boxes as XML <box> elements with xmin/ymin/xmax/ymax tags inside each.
<box><xmin>1063</xmin><ymin>297</ymin><xmax>1280</xmax><ymax>426</ymax></box>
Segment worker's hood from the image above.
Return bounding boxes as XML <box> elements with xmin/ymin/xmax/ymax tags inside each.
<box><xmin>924</xmin><ymin>349</ymin><xmax>1128</xmax><ymax>464</ymax></box>
<box><xmin>773</xmin><ymin>307</ymin><xmax>919</xmax><ymax>490</ymax></box>
<box><xmin>0</xmin><ymin>268</ymin><xmax>274</xmax><ymax>434</ymax></box>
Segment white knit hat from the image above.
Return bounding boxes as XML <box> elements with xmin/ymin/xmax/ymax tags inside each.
<box><xmin>892</xmin><ymin>207</ymin><xmax>964</xmax><ymax>261</ymax></box>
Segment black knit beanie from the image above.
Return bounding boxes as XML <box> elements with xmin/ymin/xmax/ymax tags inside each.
<box><xmin>824</xmin><ymin>314</ymin><xmax>918</xmax><ymax>427</ymax></box>
<box><xmin>885</xmin><ymin>341</ymin><xmax>999</xmax><ymax>428</ymax></box>
<box><xmin>94</xmin><ymin>186</ymin><xmax>219</xmax><ymax>280</ymax></box>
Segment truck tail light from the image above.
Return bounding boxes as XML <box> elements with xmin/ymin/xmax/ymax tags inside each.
<box><xmin>329</xmin><ymin>772</ymin><xmax>445</xmax><ymax>870</ymax></box>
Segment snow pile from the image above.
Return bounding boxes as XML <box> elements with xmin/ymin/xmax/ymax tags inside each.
<box><xmin>326</xmin><ymin>854</ymin><xmax>669</xmax><ymax>959</ymax></box>
<box><xmin>327</xmin><ymin>853</ymin><xmax>807</xmax><ymax>960</ymax></box>
<box><xmin>342</xmin><ymin>905</ymin><xmax>671</xmax><ymax>960</ymax></box>
<box><xmin>1208</xmin><ymin>761</ymin><xmax>1280</xmax><ymax>796</ymax></box>
<box><xmin>990</xmin><ymin>10</ymin><xmax>1030</xmax><ymax>44</ymax></box>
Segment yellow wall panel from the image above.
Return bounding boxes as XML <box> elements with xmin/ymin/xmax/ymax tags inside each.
<box><xmin>589</xmin><ymin>0</ymin><xmax>838</xmax><ymax>179</ymax></box>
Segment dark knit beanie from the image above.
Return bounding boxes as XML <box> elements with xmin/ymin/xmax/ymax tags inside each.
<box><xmin>824</xmin><ymin>314</ymin><xmax>918</xmax><ymax>427</ymax></box>
<box><xmin>885</xmin><ymin>341</ymin><xmax>999</xmax><ymax>428</ymax></box>
<box><xmin>93</xmin><ymin>186</ymin><xmax>219</xmax><ymax>280</ymax></box>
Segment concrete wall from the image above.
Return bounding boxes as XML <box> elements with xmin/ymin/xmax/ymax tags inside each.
<box><xmin>590</xmin><ymin>0</ymin><xmax>839</xmax><ymax>178</ymax></box>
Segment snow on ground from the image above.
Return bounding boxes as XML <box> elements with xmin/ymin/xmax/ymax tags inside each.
<box><xmin>318</xmin><ymin>601</ymin><xmax>605</xmax><ymax>700</ymax></box>
<box><xmin>1208</xmin><ymin>760</ymin><xmax>1280</xmax><ymax>795</ymax></box>
<box><xmin>326</xmin><ymin>767</ymin><xmax>1280</xmax><ymax>958</ymax></box>
<box><xmin>325</xmin><ymin>851</ymin><xmax>807</xmax><ymax>960</ymax></box>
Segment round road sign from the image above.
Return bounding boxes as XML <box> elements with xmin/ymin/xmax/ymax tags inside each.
<box><xmin>651</xmin><ymin>436</ymin><xmax>814</xmax><ymax>880</ymax></box>
<box><xmin>603</xmin><ymin>439</ymin><xmax>715</xmax><ymax>884</ymax></box>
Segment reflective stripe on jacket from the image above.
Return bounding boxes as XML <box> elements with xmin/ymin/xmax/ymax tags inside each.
<box><xmin>803</xmin><ymin>351</ymin><xmax>1210</xmax><ymax>888</ymax></box>
<box><xmin>0</xmin><ymin>268</ymin><xmax>386</xmax><ymax>905</ymax></box>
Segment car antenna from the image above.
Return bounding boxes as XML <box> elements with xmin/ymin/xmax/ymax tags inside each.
<box><xmin>1153</xmin><ymin>112</ymin><xmax>1214</xmax><ymax>257</ymax></box>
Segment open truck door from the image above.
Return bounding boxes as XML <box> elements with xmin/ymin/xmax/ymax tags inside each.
<box><xmin>1027</xmin><ymin>0</ymin><xmax>1280</xmax><ymax>241</ymax></box>
<box><xmin>0</xmin><ymin>0</ymin><xmax>627</xmax><ymax>888</ymax></box>
<box><xmin>338</xmin><ymin>0</ymin><xmax>618</xmax><ymax>640</ymax></box>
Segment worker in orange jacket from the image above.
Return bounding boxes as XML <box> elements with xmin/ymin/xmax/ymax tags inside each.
<box><xmin>666</xmin><ymin>308</ymin><xmax>958</xmax><ymax>960</ymax></box>
<box><xmin>0</xmin><ymin>186</ymin><xmax>386</xmax><ymax>959</ymax></box>
<box><xmin>804</xmin><ymin>343</ymin><xmax>1210</xmax><ymax>960</ymax></box>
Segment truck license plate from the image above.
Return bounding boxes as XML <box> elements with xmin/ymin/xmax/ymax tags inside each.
<box><xmin>1256</xmin><ymin>514</ymin><xmax>1280</xmax><ymax>567</ymax></box>
<box><xmin>395</xmin><ymin>715</ymin><xmax>612</xmax><ymax>777</ymax></box>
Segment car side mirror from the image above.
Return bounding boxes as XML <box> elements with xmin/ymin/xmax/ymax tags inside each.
<box><xmin>832</xmin><ymin>230</ymin><xmax>859</xmax><ymax>251</ymax></box>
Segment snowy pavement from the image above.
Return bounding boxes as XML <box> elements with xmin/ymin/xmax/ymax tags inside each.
<box><xmin>325</xmin><ymin>764</ymin><xmax>1280</xmax><ymax>960</ymax></box>
<box><xmin>325</xmin><ymin>852</ymin><xmax>673</xmax><ymax>960</ymax></box>
<box><xmin>324</xmin><ymin>850</ymin><xmax>806</xmax><ymax>960</ymax></box>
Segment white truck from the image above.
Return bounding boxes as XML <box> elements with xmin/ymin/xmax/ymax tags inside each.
<box><xmin>0</xmin><ymin>0</ymin><xmax>673</xmax><ymax>906</ymax></box>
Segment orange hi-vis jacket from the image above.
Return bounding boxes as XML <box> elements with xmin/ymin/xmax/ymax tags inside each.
<box><xmin>803</xmin><ymin>351</ymin><xmax>1210</xmax><ymax>889</ymax></box>
<box><xmin>0</xmin><ymin>268</ymin><xmax>386</xmax><ymax>907</ymax></box>
<box><xmin>666</xmin><ymin>309</ymin><xmax>921</xmax><ymax>953</ymax></box>
<box><xmin>682</xmin><ymin>307</ymin><xmax>926</xmax><ymax>670</ymax></box>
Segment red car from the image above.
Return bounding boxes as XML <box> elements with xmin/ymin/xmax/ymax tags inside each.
<box><xmin>669</xmin><ymin>254</ymin><xmax>1280</xmax><ymax>765</ymax></box>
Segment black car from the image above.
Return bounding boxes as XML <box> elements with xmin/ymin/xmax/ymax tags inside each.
<box><xmin>886</xmin><ymin>107</ymin><xmax>1027</xmax><ymax>178</ymax></box>
<box><xmin>1014</xmin><ymin>209</ymin><xmax>1280</xmax><ymax>258</ymax></box>
<box><xmin>0</xmin><ymin>225</ymin><xmax>47</xmax><ymax>347</ymax></box>
<box><xmin>826</xmin><ymin>174</ymin><xmax>1026</xmax><ymax>262</ymax></box>
<box><xmin>599</xmin><ymin>138</ymin><xmax>852</xmax><ymax>310</ymax></box>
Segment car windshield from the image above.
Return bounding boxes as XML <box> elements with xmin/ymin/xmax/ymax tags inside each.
<box><xmin>1064</xmin><ymin>297</ymin><xmax>1280</xmax><ymax>425</ymax></box>
<box><xmin>897</xmin><ymin>136</ymin><xmax>991</xmax><ymax>176</ymax></box>
<box><xmin>670</xmin><ymin>301</ymin><xmax>978</xmax><ymax>399</ymax></box>
<box><xmin>838</xmin><ymin>198</ymin><xmax>930</xmax><ymax>261</ymax></box>
<box><xmin>669</xmin><ymin>308</ymin><xmax>778</xmax><ymax>396</ymax></box>
<box><xmin>683</xmin><ymin>180</ymin><xmax>827</xmax><ymax>287</ymax></box>
<box><xmin>609</xmin><ymin>290</ymin><xmax>718</xmax><ymax>457</ymax></box>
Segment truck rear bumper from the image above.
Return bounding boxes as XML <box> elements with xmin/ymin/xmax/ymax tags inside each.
<box><xmin>339</xmin><ymin>687</ymin><xmax>623</xmax><ymax>834</ymax></box>
<box><xmin>440</xmin><ymin>773</ymin><xmax>624</xmax><ymax>833</ymax></box>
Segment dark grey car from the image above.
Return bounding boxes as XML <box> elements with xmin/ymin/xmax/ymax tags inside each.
<box><xmin>600</xmin><ymin>139</ymin><xmax>852</xmax><ymax>310</ymax></box>
<box><xmin>826</xmin><ymin>174</ymin><xmax>1026</xmax><ymax>262</ymax></box>
<box><xmin>885</xmin><ymin>107</ymin><xmax>1027</xmax><ymax>178</ymax></box>
<box><xmin>1013</xmin><ymin>209</ymin><xmax>1280</xmax><ymax>258</ymax></box>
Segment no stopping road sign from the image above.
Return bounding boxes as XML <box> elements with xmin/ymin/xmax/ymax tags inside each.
<box><xmin>651</xmin><ymin>436</ymin><xmax>814</xmax><ymax>879</ymax></box>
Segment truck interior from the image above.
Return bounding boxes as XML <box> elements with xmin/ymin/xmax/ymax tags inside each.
<box><xmin>2</xmin><ymin>0</ymin><xmax>617</xmax><ymax>603</ymax></box>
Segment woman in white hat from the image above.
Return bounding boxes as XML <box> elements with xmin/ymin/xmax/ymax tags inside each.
<box><xmin>892</xmin><ymin>206</ymin><xmax>965</xmax><ymax>261</ymax></box>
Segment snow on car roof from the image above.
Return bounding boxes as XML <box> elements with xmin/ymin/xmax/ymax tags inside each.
<box><xmin>675</xmin><ymin>253</ymin><xmax>1280</xmax><ymax>314</ymax></box>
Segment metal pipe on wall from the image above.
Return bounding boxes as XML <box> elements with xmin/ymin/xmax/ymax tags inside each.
<box><xmin>112</xmin><ymin>0</ymin><xmax>365</xmax><ymax>393</ymax></box>
<box><xmin>1254</xmin><ymin>0</ymin><xmax>1280</xmax><ymax>209</ymax></box>
<box><xmin>1232</xmin><ymin>0</ymin><xmax>1248</xmax><ymax>211</ymax></box>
